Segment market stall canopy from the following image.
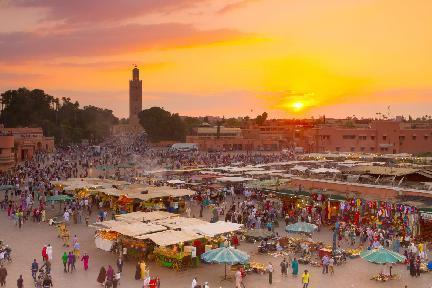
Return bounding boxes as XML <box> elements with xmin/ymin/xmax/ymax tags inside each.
<box><xmin>97</xmin><ymin>185</ymin><xmax>196</xmax><ymax>201</ymax></box>
<box><xmin>310</xmin><ymin>168</ymin><xmax>341</xmax><ymax>174</ymax></box>
<box><xmin>346</xmin><ymin>166</ymin><xmax>430</xmax><ymax>177</ymax></box>
<box><xmin>47</xmin><ymin>195</ymin><xmax>74</xmax><ymax>202</ymax></box>
<box><xmin>185</xmin><ymin>221</ymin><xmax>243</xmax><ymax>237</ymax></box>
<box><xmin>245</xmin><ymin>179</ymin><xmax>290</xmax><ymax>189</ymax></box>
<box><xmin>155</xmin><ymin>217</ymin><xmax>209</xmax><ymax>230</ymax></box>
<box><xmin>290</xmin><ymin>165</ymin><xmax>309</xmax><ymax>172</ymax></box>
<box><xmin>244</xmin><ymin>229</ymin><xmax>274</xmax><ymax>239</ymax></box>
<box><xmin>138</xmin><ymin>230</ymin><xmax>201</xmax><ymax>246</ymax></box>
<box><xmin>105</xmin><ymin>221</ymin><xmax>167</xmax><ymax>237</ymax></box>
<box><xmin>286</xmin><ymin>222</ymin><xmax>318</xmax><ymax>234</ymax></box>
<box><xmin>166</xmin><ymin>179</ymin><xmax>186</xmax><ymax>184</ymax></box>
<box><xmin>216</xmin><ymin>176</ymin><xmax>255</xmax><ymax>183</ymax></box>
<box><xmin>116</xmin><ymin>211</ymin><xmax>178</xmax><ymax>223</ymax></box>
<box><xmin>211</xmin><ymin>166</ymin><xmax>265</xmax><ymax>173</ymax></box>
<box><xmin>51</xmin><ymin>178</ymin><xmax>128</xmax><ymax>191</ymax></box>
<box><xmin>360</xmin><ymin>247</ymin><xmax>406</xmax><ymax>264</ymax></box>
<box><xmin>244</xmin><ymin>170</ymin><xmax>286</xmax><ymax>176</ymax></box>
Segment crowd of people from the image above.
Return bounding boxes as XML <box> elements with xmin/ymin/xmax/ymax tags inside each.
<box><xmin>0</xmin><ymin>131</ymin><xmax>430</xmax><ymax>287</ymax></box>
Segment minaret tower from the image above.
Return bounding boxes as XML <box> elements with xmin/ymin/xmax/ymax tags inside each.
<box><xmin>129</xmin><ymin>65</ymin><xmax>142</xmax><ymax>125</ymax></box>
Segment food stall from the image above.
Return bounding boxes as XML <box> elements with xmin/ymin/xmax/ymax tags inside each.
<box><xmin>140</xmin><ymin>230</ymin><xmax>202</xmax><ymax>271</ymax></box>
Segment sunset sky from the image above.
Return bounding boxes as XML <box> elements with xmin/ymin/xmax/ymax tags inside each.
<box><xmin>1</xmin><ymin>0</ymin><xmax>431</xmax><ymax>119</ymax></box>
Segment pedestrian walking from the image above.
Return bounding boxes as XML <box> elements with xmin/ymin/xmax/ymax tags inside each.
<box><xmin>47</xmin><ymin>244</ymin><xmax>53</xmax><ymax>261</ymax></box>
<box><xmin>292</xmin><ymin>257</ymin><xmax>299</xmax><ymax>276</ymax></box>
<box><xmin>301</xmin><ymin>270</ymin><xmax>310</xmax><ymax>288</ymax></box>
<box><xmin>280</xmin><ymin>258</ymin><xmax>288</xmax><ymax>276</ymax></box>
<box><xmin>0</xmin><ymin>265</ymin><xmax>7</xmax><ymax>286</ymax></box>
<box><xmin>329</xmin><ymin>257</ymin><xmax>335</xmax><ymax>275</ymax></box>
<box><xmin>322</xmin><ymin>255</ymin><xmax>329</xmax><ymax>274</ymax></box>
<box><xmin>116</xmin><ymin>257</ymin><xmax>123</xmax><ymax>273</ymax></box>
<box><xmin>16</xmin><ymin>275</ymin><xmax>23</xmax><ymax>288</ymax></box>
<box><xmin>267</xmin><ymin>262</ymin><xmax>273</xmax><ymax>284</ymax></box>
<box><xmin>62</xmin><ymin>252</ymin><xmax>68</xmax><ymax>272</ymax></box>
<box><xmin>31</xmin><ymin>259</ymin><xmax>39</xmax><ymax>281</ymax></box>
<box><xmin>97</xmin><ymin>266</ymin><xmax>106</xmax><ymax>286</ymax></box>
<box><xmin>81</xmin><ymin>252</ymin><xmax>89</xmax><ymax>271</ymax></box>
<box><xmin>67</xmin><ymin>252</ymin><xmax>74</xmax><ymax>272</ymax></box>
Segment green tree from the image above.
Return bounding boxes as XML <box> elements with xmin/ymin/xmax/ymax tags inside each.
<box><xmin>183</xmin><ymin>116</ymin><xmax>202</xmax><ymax>134</ymax></box>
<box><xmin>255</xmin><ymin>112</ymin><xmax>268</xmax><ymax>125</ymax></box>
<box><xmin>138</xmin><ymin>107</ymin><xmax>186</xmax><ymax>142</ymax></box>
<box><xmin>0</xmin><ymin>88</ymin><xmax>118</xmax><ymax>144</ymax></box>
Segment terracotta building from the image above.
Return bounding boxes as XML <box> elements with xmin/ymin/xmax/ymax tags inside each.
<box><xmin>186</xmin><ymin>126</ymin><xmax>280</xmax><ymax>151</ymax></box>
<box><xmin>0</xmin><ymin>126</ymin><xmax>54</xmax><ymax>171</ymax></box>
<box><xmin>311</xmin><ymin>121</ymin><xmax>432</xmax><ymax>154</ymax></box>
<box><xmin>187</xmin><ymin>120</ymin><xmax>432</xmax><ymax>154</ymax></box>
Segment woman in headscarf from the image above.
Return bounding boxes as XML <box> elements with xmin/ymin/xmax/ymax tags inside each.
<box><xmin>291</xmin><ymin>257</ymin><xmax>299</xmax><ymax>276</ymax></box>
<box><xmin>81</xmin><ymin>253</ymin><xmax>89</xmax><ymax>271</ymax></box>
<box><xmin>97</xmin><ymin>266</ymin><xmax>106</xmax><ymax>285</ymax></box>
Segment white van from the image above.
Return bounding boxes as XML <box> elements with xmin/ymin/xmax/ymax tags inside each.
<box><xmin>170</xmin><ymin>143</ymin><xmax>198</xmax><ymax>152</ymax></box>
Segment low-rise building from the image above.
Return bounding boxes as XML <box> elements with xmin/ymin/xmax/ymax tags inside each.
<box><xmin>186</xmin><ymin>126</ymin><xmax>279</xmax><ymax>151</ymax></box>
<box><xmin>0</xmin><ymin>126</ymin><xmax>55</xmax><ymax>171</ymax></box>
<box><xmin>186</xmin><ymin>120</ymin><xmax>432</xmax><ymax>154</ymax></box>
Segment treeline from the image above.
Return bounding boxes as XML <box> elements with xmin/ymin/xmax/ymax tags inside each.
<box><xmin>138</xmin><ymin>107</ymin><xmax>269</xmax><ymax>142</ymax></box>
<box><xmin>0</xmin><ymin>88</ymin><xmax>118</xmax><ymax>144</ymax></box>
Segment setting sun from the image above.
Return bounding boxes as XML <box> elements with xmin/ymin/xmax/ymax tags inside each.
<box><xmin>292</xmin><ymin>101</ymin><xmax>305</xmax><ymax>111</ymax></box>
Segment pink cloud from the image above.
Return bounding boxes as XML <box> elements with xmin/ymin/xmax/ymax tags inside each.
<box><xmin>0</xmin><ymin>23</ymin><xmax>247</xmax><ymax>63</ymax></box>
<box><xmin>13</xmin><ymin>0</ymin><xmax>207</xmax><ymax>24</ymax></box>
<box><xmin>217</xmin><ymin>0</ymin><xmax>259</xmax><ymax>14</ymax></box>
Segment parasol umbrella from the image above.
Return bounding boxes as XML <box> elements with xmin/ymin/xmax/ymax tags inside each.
<box><xmin>360</xmin><ymin>247</ymin><xmax>406</xmax><ymax>264</ymax></box>
<box><xmin>201</xmin><ymin>247</ymin><xmax>250</xmax><ymax>279</ymax></box>
<box><xmin>47</xmin><ymin>195</ymin><xmax>74</xmax><ymax>202</ymax></box>
<box><xmin>244</xmin><ymin>229</ymin><xmax>274</xmax><ymax>240</ymax></box>
<box><xmin>286</xmin><ymin>222</ymin><xmax>318</xmax><ymax>234</ymax></box>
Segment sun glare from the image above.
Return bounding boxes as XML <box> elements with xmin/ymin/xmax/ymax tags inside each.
<box><xmin>292</xmin><ymin>101</ymin><xmax>304</xmax><ymax>111</ymax></box>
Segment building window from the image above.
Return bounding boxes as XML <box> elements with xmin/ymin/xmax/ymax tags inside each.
<box><xmin>424</xmin><ymin>135</ymin><xmax>428</xmax><ymax>140</ymax></box>
<box><xmin>382</xmin><ymin>135</ymin><xmax>387</xmax><ymax>140</ymax></box>
<box><xmin>361</xmin><ymin>147</ymin><xmax>365</xmax><ymax>152</ymax></box>
<box><xmin>321</xmin><ymin>135</ymin><xmax>330</xmax><ymax>140</ymax></box>
<box><xmin>399</xmin><ymin>136</ymin><xmax>405</xmax><ymax>141</ymax></box>
<box><xmin>350</xmin><ymin>147</ymin><xmax>355</xmax><ymax>152</ymax></box>
<box><xmin>370</xmin><ymin>147</ymin><xmax>375</xmax><ymax>151</ymax></box>
<box><xmin>412</xmin><ymin>135</ymin><xmax>416</xmax><ymax>140</ymax></box>
<box><xmin>359</xmin><ymin>136</ymin><xmax>367</xmax><ymax>140</ymax></box>
<box><xmin>343</xmin><ymin>135</ymin><xmax>356</xmax><ymax>140</ymax></box>
<box><xmin>371</xmin><ymin>136</ymin><xmax>375</xmax><ymax>140</ymax></box>
<box><xmin>336</xmin><ymin>147</ymin><xmax>340</xmax><ymax>152</ymax></box>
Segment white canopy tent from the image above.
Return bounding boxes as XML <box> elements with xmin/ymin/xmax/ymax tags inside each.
<box><xmin>184</xmin><ymin>221</ymin><xmax>243</xmax><ymax>237</ymax></box>
<box><xmin>216</xmin><ymin>176</ymin><xmax>255</xmax><ymax>183</ymax></box>
<box><xmin>310</xmin><ymin>168</ymin><xmax>341</xmax><ymax>174</ymax></box>
<box><xmin>166</xmin><ymin>179</ymin><xmax>186</xmax><ymax>184</ymax></box>
<box><xmin>155</xmin><ymin>217</ymin><xmax>209</xmax><ymax>230</ymax></box>
<box><xmin>290</xmin><ymin>165</ymin><xmax>309</xmax><ymax>172</ymax></box>
<box><xmin>115</xmin><ymin>211</ymin><xmax>178</xmax><ymax>223</ymax></box>
<box><xmin>137</xmin><ymin>230</ymin><xmax>201</xmax><ymax>246</ymax></box>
